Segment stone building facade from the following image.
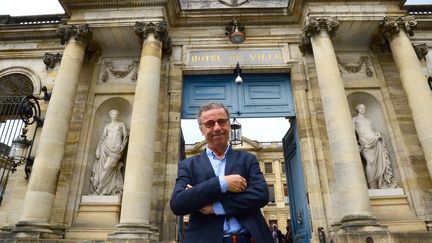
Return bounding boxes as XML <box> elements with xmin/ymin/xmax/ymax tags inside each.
<box><xmin>0</xmin><ymin>0</ymin><xmax>431</xmax><ymax>242</ymax></box>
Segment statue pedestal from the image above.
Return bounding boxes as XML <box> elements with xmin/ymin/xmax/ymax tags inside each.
<box><xmin>65</xmin><ymin>195</ymin><xmax>121</xmax><ymax>240</ymax></box>
<box><xmin>368</xmin><ymin>188</ymin><xmax>426</xmax><ymax>232</ymax></box>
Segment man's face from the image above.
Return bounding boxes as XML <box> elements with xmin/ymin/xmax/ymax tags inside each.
<box><xmin>199</xmin><ymin>107</ymin><xmax>230</xmax><ymax>151</ymax></box>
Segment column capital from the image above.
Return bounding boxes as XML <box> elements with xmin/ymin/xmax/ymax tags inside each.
<box><xmin>56</xmin><ymin>23</ymin><xmax>92</xmax><ymax>46</ymax></box>
<box><xmin>134</xmin><ymin>20</ymin><xmax>172</xmax><ymax>55</ymax></box>
<box><xmin>413</xmin><ymin>43</ymin><xmax>429</xmax><ymax>60</ymax></box>
<box><xmin>379</xmin><ymin>16</ymin><xmax>417</xmax><ymax>37</ymax></box>
<box><xmin>299</xmin><ymin>17</ymin><xmax>339</xmax><ymax>54</ymax></box>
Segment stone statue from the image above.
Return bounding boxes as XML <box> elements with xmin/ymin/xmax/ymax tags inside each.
<box><xmin>352</xmin><ymin>104</ymin><xmax>398</xmax><ymax>189</ymax></box>
<box><xmin>90</xmin><ymin>109</ymin><xmax>128</xmax><ymax>195</ymax></box>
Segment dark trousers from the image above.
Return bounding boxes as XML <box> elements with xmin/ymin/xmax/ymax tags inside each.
<box><xmin>223</xmin><ymin>233</ymin><xmax>255</xmax><ymax>243</ymax></box>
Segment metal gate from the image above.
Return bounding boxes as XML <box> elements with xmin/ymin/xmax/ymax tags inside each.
<box><xmin>0</xmin><ymin>94</ymin><xmax>44</xmax><ymax>205</ymax></box>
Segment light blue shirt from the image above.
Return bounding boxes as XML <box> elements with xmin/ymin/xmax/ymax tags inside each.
<box><xmin>206</xmin><ymin>146</ymin><xmax>247</xmax><ymax>236</ymax></box>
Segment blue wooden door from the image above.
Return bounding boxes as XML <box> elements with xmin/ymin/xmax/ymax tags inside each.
<box><xmin>283</xmin><ymin>118</ymin><xmax>311</xmax><ymax>243</ymax></box>
<box><xmin>182</xmin><ymin>74</ymin><xmax>295</xmax><ymax>118</ymax></box>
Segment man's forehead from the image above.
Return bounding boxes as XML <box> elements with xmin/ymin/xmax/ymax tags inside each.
<box><xmin>201</xmin><ymin>107</ymin><xmax>227</xmax><ymax>116</ymax></box>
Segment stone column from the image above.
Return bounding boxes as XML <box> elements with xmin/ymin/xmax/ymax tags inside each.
<box><xmin>13</xmin><ymin>24</ymin><xmax>92</xmax><ymax>238</ymax></box>
<box><xmin>300</xmin><ymin>18</ymin><xmax>375</xmax><ymax>227</ymax></box>
<box><xmin>377</xmin><ymin>16</ymin><xmax>432</xmax><ymax>179</ymax></box>
<box><xmin>109</xmin><ymin>21</ymin><xmax>171</xmax><ymax>241</ymax></box>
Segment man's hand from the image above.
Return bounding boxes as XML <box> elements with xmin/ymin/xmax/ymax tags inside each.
<box><xmin>198</xmin><ymin>204</ymin><xmax>214</xmax><ymax>215</ymax></box>
<box><xmin>225</xmin><ymin>174</ymin><xmax>247</xmax><ymax>193</ymax></box>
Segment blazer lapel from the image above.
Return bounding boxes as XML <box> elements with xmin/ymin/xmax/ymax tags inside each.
<box><xmin>224</xmin><ymin>148</ymin><xmax>237</xmax><ymax>175</ymax></box>
<box><xmin>198</xmin><ymin>150</ymin><xmax>216</xmax><ymax>178</ymax></box>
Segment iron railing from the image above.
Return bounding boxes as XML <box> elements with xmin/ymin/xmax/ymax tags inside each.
<box><xmin>0</xmin><ymin>94</ymin><xmax>43</xmax><ymax>205</ymax></box>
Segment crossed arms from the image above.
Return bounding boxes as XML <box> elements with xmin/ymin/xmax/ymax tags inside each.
<box><xmin>170</xmin><ymin>152</ymin><xmax>269</xmax><ymax>217</ymax></box>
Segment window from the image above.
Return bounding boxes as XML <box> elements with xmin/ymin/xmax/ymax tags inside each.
<box><xmin>268</xmin><ymin>184</ymin><xmax>275</xmax><ymax>203</ymax></box>
<box><xmin>269</xmin><ymin>219</ymin><xmax>278</xmax><ymax>228</ymax></box>
<box><xmin>283</xmin><ymin>183</ymin><xmax>289</xmax><ymax>204</ymax></box>
<box><xmin>264</xmin><ymin>162</ymin><xmax>273</xmax><ymax>174</ymax></box>
<box><xmin>281</xmin><ymin>162</ymin><xmax>286</xmax><ymax>174</ymax></box>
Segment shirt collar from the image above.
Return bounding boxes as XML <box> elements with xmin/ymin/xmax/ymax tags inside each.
<box><xmin>206</xmin><ymin>145</ymin><xmax>230</xmax><ymax>160</ymax></box>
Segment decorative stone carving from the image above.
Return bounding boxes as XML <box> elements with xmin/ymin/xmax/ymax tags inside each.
<box><xmin>225</xmin><ymin>19</ymin><xmax>246</xmax><ymax>44</ymax></box>
<box><xmin>371</xmin><ymin>16</ymin><xmax>418</xmax><ymax>52</ymax></box>
<box><xmin>99</xmin><ymin>59</ymin><xmax>139</xmax><ymax>83</ymax></box>
<box><xmin>43</xmin><ymin>53</ymin><xmax>62</xmax><ymax>70</ymax></box>
<box><xmin>134</xmin><ymin>21</ymin><xmax>172</xmax><ymax>55</ymax></box>
<box><xmin>0</xmin><ymin>74</ymin><xmax>34</xmax><ymax>96</ymax></box>
<box><xmin>379</xmin><ymin>16</ymin><xmax>417</xmax><ymax>37</ymax></box>
<box><xmin>352</xmin><ymin>104</ymin><xmax>398</xmax><ymax>189</ymax></box>
<box><xmin>90</xmin><ymin>109</ymin><xmax>128</xmax><ymax>196</ymax></box>
<box><xmin>56</xmin><ymin>24</ymin><xmax>99</xmax><ymax>61</ymax></box>
<box><xmin>412</xmin><ymin>43</ymin><xmax>429</xmax><ymax>60</ymax></box>
<box><xmin>56</xmin><ymin>23</ymin><xmax>92</xmax><ymax>45</ymax></box>
<box><xmin>299</xmin><ymin>17</ymin><xmax>339</xmax><ymax>54</ymax></box>
<box><xmin>336</xmin><ymin>55</ymin><xmax>373</xmax><ymax>77</ymax></box>
<box><xmin>219</xmin><ymin>0</ymin><xmax>249</xmax><ymax>7</ymax></box>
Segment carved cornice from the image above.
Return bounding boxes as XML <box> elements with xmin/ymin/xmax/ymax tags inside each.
<box><xmin>43</xmin><ymin>53</ymin><xmax>62</xmax><ymax>70</ymax></box>
<box><xmin>379</xmin><ymin>16</ymin><xmax>417</xmax><ymax>37</ymax></box>
<box><xmin>299</xmin><ymin>17</ymin><xmax>339</xmax><ymax>55</ymax></box>
<box><xmin>56</xmin><ymin>23</ymin><xmax>92</xmax><ymax>45</ymax></box>
<box><xmin>134</xmin><ymin>21</ymin><xmax>172</xmax><ymax>55</ymax></box>
<box><xmin>412</xmin><ymin>43</ymin><xmax>429</xmax><ymax>60</ymax></box>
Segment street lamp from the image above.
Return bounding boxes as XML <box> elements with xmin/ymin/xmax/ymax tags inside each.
<box><xmin>230</xmin><ymin>118</ymin><xmax>243</xmax><ymax>146</ymax></box>
<box><xmin>235</xmin><ymin>62</ymin><xmax>243</xmax><ymax>85</ymax></box>
<box><xmin>8</xmin><ymin>127</ymin><xmax>31</xmax><ymax>170</ymax></box>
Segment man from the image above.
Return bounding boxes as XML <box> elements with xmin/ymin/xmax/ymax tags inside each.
<box><xmin>170</xmin><ymin>102</ymin><xmax>273</xmax><ymax>243</ymax></box>
<box><xmin>271</xmin><ymin>224</ymin><xmax>283</xmax><ymax>243</ymax></box>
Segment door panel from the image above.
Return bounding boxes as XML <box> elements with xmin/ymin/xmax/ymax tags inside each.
<box><xmin>182</xmin><ymin>74</ymin><xmax>294</xmax><ymax>118</ymax></box>
<box><xmin>283</xmin><ymin>118</ymin><xmax>311</xmax><ymax>243</ymax></box>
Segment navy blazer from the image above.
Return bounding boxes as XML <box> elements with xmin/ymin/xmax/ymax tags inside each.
<box><xmin>170</xmin><ymin>148</ymin><xmax>273</xmax><ymax>243</ymax></box>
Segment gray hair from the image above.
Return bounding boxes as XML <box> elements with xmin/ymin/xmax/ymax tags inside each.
<box><xmin>196</xmin><ymin>102</ymin><xmax>230</xmax><ymax>125</ymax></box>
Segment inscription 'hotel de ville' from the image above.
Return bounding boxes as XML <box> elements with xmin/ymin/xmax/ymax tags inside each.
<box><xmin>0</xmin><ymin>1</ymin><xmax>431</xmax><ymax>243</ymax></box>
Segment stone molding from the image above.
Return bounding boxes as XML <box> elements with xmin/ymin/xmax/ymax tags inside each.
<box><xmin>299</xmin><ymin>17</ymin><xmax>339</xmax><ymax>54</ymax></box>
<box><xmin>412</xmin><ymin>43</ymin><xmax>429</xmax><ymax>60</ymax></box>
<box><xmin>43</xmin><ymin>53</ymin><xmax>62</xmax><ymax>70</ymax></box>
<box><xmin>134</xmin><ymin>21</ymin><xmax>172</xmax><ymax>55</ymax></box>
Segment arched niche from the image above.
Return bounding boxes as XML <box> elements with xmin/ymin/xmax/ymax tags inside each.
<box><xmin>347</xmin><ymin>91</ymin><xmax>401</xmax><ymax>185</ymax></box>
<box><xmin>0</xmin><ymin>67</ymin><xmax>42</xmax><ymax>96</ymax></box>
<box><xmin>82</xmin><ymin>97</ymin><xmax>132</xmax><ymax>195</ymax></box>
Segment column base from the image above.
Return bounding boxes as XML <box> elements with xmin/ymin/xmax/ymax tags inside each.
<box><xmin>108</xmin><ymin>223</ymin><xmax>159</xmax><ymax>242</ymax></box>
<box><xmin>12</xmin><ymin>220</ymin><xmax>61</xmax><ymax>239</ymax></box>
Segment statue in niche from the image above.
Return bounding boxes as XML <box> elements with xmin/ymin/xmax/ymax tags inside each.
<box><xmin>352</xmin><ymin>104</ymin><xmax>398</xmax><ymax>189</ymax></box>
<box><xmin>90</xmin><ymin>109</ymin><xmax>129</xmax><ymax>195</ymax></box>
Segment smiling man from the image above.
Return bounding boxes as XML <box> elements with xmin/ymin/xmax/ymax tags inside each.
<box><xmin>170</xmin><ymin>102</ymin><xmax>273</xmax><ymax>243</ymax></box>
